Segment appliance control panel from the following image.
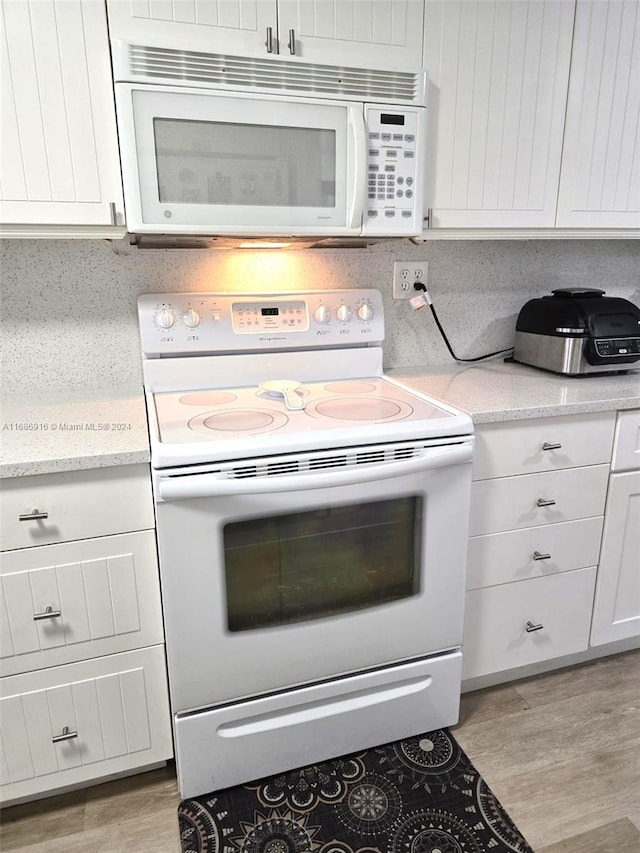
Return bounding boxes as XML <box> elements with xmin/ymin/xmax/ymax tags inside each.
<box><xmin>138</xmin><ymin>289</ymin><xmax>384</xmax><ymax>356</ymax></box>
<box><xmin>594</xmin><ymin>337</ymin><xmax>640</xmax><ymax>357</ymax></box>
<box><xmin>363</xmin><ymin>104</ymin><xmax>426</xmax><ymax>237</ymax></box>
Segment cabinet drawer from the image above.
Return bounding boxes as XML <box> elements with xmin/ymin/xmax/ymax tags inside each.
<box><xmin>612</xmin><ymin>410</ymin><xmax>640</xmax><ymax>472</ymax></box>
<box><xmin>467</xmin><ymin>516</ymin><xmax>603</xmax><ymax>590</ymax></box>
<box><xmin>473</xmin><ymin>412</ymin><xmax>616</xmax><ymax>480</ymax></box>
<box><xmin>0</xmin><ymin>465</ymin><xmax>154</xmax><ymax>551</ymax></box>
<box><xmin>469</xmin><ymin>464</ymin><xmax>609</xmax><ymax>536</ymax></box>
<box><xmin>462</xmin><ymin>567</ymin><xmax>596</xmax><ymax>680</ymax></box>
<box><xmin>0</xmin><ymin>531</ymin><xmax>164</xmax><ymax>677</ymax></box>
<box><xmin>0</xmin><ymin>645</ymin><xmax>172</xmax><ymax>805</ymax></box>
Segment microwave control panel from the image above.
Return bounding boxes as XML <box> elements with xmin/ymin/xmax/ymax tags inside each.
<box><xmin>138</xmin><ymin>289</ymin><xmax>385</xmax><ymax>356</ymax></box>
<box><xmin>363</xmin><ymin>105</ymin><xmax>426</xmax><ymax>237</ymax></box>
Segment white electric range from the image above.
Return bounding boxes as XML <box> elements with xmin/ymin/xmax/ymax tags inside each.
<box><xmin>138</xmin><ymin>288</ymin><xmax>474</xmax><ymax>797</ymax></box>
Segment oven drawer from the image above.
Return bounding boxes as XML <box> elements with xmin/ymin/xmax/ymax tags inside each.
<box><xmin>0</xmin><ymin>465</ymin><xmax>154</xmax><ymax>552</ymax></box>
<box><xmin>469</xmin><ymin>465</ymin><xmax>609</xmax><ymax>536</ymax></box>
<box><xmin>462</xmin><ymin>567</ymin><xmax>596</xmax><ymax>680</ymax></box>
<box><xmin>175</xmin><ymin>651</ymin><xmax>462</xmax><ymax>797</ymax></box>
<box><xmin>472</xmin><ymin>412</ymin><xmax>616</xmax><ymax>481</ymax></box>
<box><xmin>612</xmin><ymin>409</ymin><xmax>640</xmax><ymax>472</ymax></box>
<box><xmin>0</xmin><ymin>531</ymin><xmax>164</xmax><ymax>678</ymax></box>
<box><xmin>0</xmin><ymin>645</ymin><xmax>172</xmax><ymax>805</ymax></box>
<box><xmin>466</xmin><ymin>516</ymin><xmax>603</xmax><ymax>590</ymax></box>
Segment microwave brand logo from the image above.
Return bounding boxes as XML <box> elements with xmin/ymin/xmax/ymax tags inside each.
<box><xmin>259</xmin><ymin>336</ymin><xmax>286</xmax><ymax>342</ymax></box>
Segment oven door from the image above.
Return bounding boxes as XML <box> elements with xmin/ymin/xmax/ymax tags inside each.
<box><xmin>154</xmin><ymin>439</ymin><xmax>473</xmax><ymax>713</ymax></box>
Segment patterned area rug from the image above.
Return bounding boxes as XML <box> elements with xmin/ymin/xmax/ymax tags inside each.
<box><xmin>178</xmin><ymin>728</ymin><xmax>534</xmax><ymax>853</ymax></box>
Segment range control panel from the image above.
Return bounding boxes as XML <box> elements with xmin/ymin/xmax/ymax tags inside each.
<box><xmin>138</xmin><ymin>289</ymin><xmax>384</xmax><ymax>357</ymax></box>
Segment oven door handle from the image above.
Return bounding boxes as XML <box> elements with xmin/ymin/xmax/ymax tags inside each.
<box><xmin>157</xmin><ymin>443</ymin><xmax>473</xmax><ymax>501</ymax></box>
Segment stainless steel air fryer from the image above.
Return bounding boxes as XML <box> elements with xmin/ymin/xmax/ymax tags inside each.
<box><xmin>513</xmin><ymin>288</ymin><xmax>640</xmax><ymax>375</ymax></box>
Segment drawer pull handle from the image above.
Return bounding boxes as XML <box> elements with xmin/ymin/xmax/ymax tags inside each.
<box><xmin>19</xmin><ymin>508</ymin><xmax>49</xmax><ymax>521</ymax></box>
<box><xmin>33</xmin><ymin>605</ymin><xmax>61</xmax><ymax>621</ymax></box>
<box><xmin>52</xmin><ymin>726</ymin><xmax>78</xmax><ymax>744</ymax></box>
<box><xmin>536</xmin><ymin>498</ymin><xmax>556</xmax><ymax>507</ymax></box>
<box><xmin>542</xmin><ymin>442</ymin><xmax>562</xmax><ymax>451</ymax></box>
<box><xmin>526</xmin><ymin>620</ymin><xmax>544</xmax><ymax>633</ymax></box>
<box><xmin>533</xmin><ymin>551</ymin><xmax>551</xmax><ymax>561</ymax></box>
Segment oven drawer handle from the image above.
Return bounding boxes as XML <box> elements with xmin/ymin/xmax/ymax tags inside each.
<box><xmin>158</xmin><ymin>444</ymin><xmax>473</xmax><ymax>501</ymax></box>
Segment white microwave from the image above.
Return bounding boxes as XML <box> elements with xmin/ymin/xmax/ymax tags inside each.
<box><xmin>112</xmin><ymin>43</ymin><xmax>427</xmax><ymax>239</ymax></box>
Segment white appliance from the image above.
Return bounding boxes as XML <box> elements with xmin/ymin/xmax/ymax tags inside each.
<box><xmin>138</xmin><ymin>289</ymin><xmax>473</xmax><ymax>797</ymax></box>
<box><xmin>112</xmin><ymin>43</ymin><xmax>427</xmax><ymax>238</ymax></box>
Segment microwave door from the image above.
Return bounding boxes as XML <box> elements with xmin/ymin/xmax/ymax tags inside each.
<box><xmin>116</xmin><ymin>84</ymin><xmax>365</xmax><ymax>236</ymax></box>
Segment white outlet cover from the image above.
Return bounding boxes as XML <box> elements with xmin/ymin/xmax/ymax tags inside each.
<box><xmin>393</xmin><ymin>261</ymin><xmax>428</xmax><ymax>299</ymax></box>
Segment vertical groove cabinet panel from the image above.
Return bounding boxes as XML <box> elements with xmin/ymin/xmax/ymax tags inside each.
<box><xmin>106</xmin><ymin>0</ymin><xmax>278</xmax><ymax>56</ymax></box>
<box><xmin>0</xmin><ymin>646</ymin><xmax>172</xmax><ymax>805</ymax></box>
<box><xmin>423</xmin><ymin>0</ymin><xmax>574</xmax><ymax>227</ymax></box>
<box><xmin>591</xmin><ymin>470</ymin><xmax>640</xmax><ymax>646</ymax></box>
<box><xmin>0</xmin><ymin>531</ymin><xmax>164</xmax><ymax>677</ymax></box>
<box><xmin>557</xmin><ymin>0</ymin><xmax>640</xmax><ymax>227</ymax></box>
<box><xmin>0</xmin><ymin>0</ymin><xmax>124</xmax><ymax>227</ymax></box>
<box><xmin>277</xmin><ymin>0</ymin><xmax>425</xmax><ymax>70</ymax></box>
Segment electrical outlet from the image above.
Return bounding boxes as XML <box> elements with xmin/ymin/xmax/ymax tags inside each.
<box><xmin>392</xmin><ymin>261</ymin><xmax>428</xmax><ymax>299</ymax></box>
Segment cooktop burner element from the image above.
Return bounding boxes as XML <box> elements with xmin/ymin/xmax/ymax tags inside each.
<box><xmin>306</xmin><ymin>396</ymin><xmax>411</xmax><ymax>421</ymax></box>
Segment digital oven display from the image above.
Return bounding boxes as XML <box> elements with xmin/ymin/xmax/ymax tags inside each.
<box><xmin>261</xmin><ymin>308</ymin><xmax>279</xmax><ymax>316</ymax></box>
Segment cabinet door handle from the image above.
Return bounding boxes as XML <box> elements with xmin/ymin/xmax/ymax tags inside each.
<box><xmin>19</xmin><ymin>508</ymin><xmax>49</xmax><ymax>521</ymax></box>
<box><xmin>288</xmin><ymin>28</ymin><xmax>296</xmax><ymax>54</ymax></box>
<box><xmin>265</xmin><ymin>26</ymin><xmax>274</xmax><ymax>53</ymax></box>
<box><xmin>33</xmin><ymin>605</ymin><xmax>62</xmax><ymax>621</ymax></box>
<box><xmin>542</xmin><ymin>442</ymin><xmax>562</xmax><ymax>451</ymax></box>
<box><xmin>109</xmin><ymin>201</ymin><xmax>118</xmax><ymax>225</ymax></box>
<box><xmin>536</xmin><ymin>498</ymin><xmax>556</xmax><ymax>507</ymax></box>
<box><xmin>52</xmin><ymin>726</ymin><xmax>78</xmax><ymax>744</ymax></box>
<box><xmin>525</xmin><ymin>620</ymin><xmax>544</xmax><ymax>633</ymax></box>
<box><xmin>533</xmin><ymin>551</ymin><xmax>551</xmax><ymax>561</ymax></box>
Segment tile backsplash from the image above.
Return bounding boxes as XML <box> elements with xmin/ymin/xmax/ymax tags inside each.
<box><xmin>1</xmin><ymin>238</ymin><xmax>639</xmax><ymax>396</ymax></box>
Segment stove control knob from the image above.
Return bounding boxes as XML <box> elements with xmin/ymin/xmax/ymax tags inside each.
<box><xmin>182</xmin><ymin>309</ymin><xmax>201</xmax><ymax>328</ymax></box>
<box><xmin>358</xmin><ymin>303</ymin><xmax>374</xmax><ymax>321</ymax></box>
<box><xmin>155</xmin><ymin>309</ymin><xmax>175</xmax><ymax>330</ymax></box>
<box><xmin>314</xmin><ymin>306</ymin><xmax>332</xmax><ymax>325</ymax></box>
<box><xmin>337</xmin><ymin>305</ymin><xmax>352</xmax><ymax>322</ymax></box>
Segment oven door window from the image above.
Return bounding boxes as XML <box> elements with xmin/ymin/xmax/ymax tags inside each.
<box><xmin>223</xmin><ymin>497</ymin><xmax>422</xmax><ymax>632</ymax></box>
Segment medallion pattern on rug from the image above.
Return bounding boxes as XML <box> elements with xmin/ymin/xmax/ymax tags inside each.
<box><xmin>178</xmin><ymin>729</ymin><xmax>533</xmax><ymax>853</ymax></box>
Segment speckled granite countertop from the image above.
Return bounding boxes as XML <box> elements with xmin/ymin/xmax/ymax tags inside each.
<box><xmin>0</xmin><ymin>390</ymin><xmax>150</xmax><ymax>478</ymax></box>
<box><xmin>389</xmin><ymin>360</ymin><xmax>640</xmax><ymax>424</ymax></box>
<box><xmin>3</xmin><ymin>363</ymin><xmax>639</xmax><ymax>477</ymax></box>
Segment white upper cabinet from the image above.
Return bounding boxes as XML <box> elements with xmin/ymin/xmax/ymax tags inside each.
<box><xmin>423</xmin><ymin>0</ymin><xmax>575</xmax><ymax>228</ymax></box>
<box><xmin>556</xmin><ymin>0</ymin><xmax>640</xmax><ymax>228</ymax></box>
<box><xmin>106</xmin><ymin>0</ymin><xmax>425</xmax><ymax>71</ymax></box>
<box><xmin>0</xmin><ymin>0</ymin><xmax>125</xmax><ymax>236</ymax></box>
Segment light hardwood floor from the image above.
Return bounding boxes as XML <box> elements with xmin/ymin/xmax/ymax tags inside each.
<box><xmin>1</xmin><ymin>649</ymin><xmax>639</xmax><ymax>852</ymax></box>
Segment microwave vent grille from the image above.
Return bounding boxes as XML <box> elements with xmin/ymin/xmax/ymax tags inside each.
<box><xmin>125</xmin><ymin>44</ymin><xmax>425</xmax><ymax>104</ymax></box>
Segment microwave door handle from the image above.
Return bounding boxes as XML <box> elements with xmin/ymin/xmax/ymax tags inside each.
<box><xmin>347</xmin><ymin>107</ymin><xmax>367</xmax><ymax>229</ymax></box>
<box><xmin>157</xmin><ymin>443</ymin><xmax>472</xmax><ymax>501</ymax></box>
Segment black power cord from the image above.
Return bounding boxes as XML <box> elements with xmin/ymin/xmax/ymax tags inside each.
<box><xmin>410</xmin><ymin>282</ymin><xmax>514</xmax><ymax>363</ymax></box>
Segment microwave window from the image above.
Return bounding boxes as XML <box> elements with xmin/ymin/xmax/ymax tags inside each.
<box><xmin>153</xmin><ymin>119</ymin><xmax>336</xmax><ymax>207</ymax></box>
<box><xmin>223</xmin><ymin>496</ymin><xmax>422</xmax><ymax>632</ymax></box>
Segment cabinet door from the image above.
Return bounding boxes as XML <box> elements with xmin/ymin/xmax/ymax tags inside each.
<box><xmin>591</xmin><ymin>471</ymin><xmax>640</xmax><ymax>646</ymax></box>
<box><xmin>557</xmin><ymin>0</ymin><xmax>640</xmax><ymax>227</ymax></box>
<box><xmin>106</xmin><ymin>0</ymin><xmax>278</xmax><ymax>57</ymax></box>
<box><xmin>0</xmin><ymin>646</ymin><xmax>172</xmax><ymax>805</ymax></box>
<box><xmin>276</xmin><ymin>0</ymin><xmax>424</xmax><ymax>70</ymax></box>
<box><xmin>423</xmin><ymin>0</ymin><xmax>574</xmax><ymax>228</ymax></box>
<box><xmin>0</xmin><ymin>0</ymin><xmax>124</xmax><ymax>230</ymax></box>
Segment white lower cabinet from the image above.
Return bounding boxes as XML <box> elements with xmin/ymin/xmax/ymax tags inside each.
<box><xmin>591</xmin><ymin>412</ymin><xmax>640</xmax><ymax>646</ymax></box>
<box><xmin>462</xmin><ymin>409</ymin><xmax>637</xmax><ymax>683</ymax></box>
<box><xmin>0</xmin><ymin>646</ymin><xmax>172</xmax><ymax>803</ymax></box>
<box><xmin>0</xmin><ymin>465</ymin><xmax>172</xmax><ymax>805</ymax></box>
<box><xmin>463</xmin><ymin>568</ymin><xmax>596</xmax><ymax>679</ymax></box>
